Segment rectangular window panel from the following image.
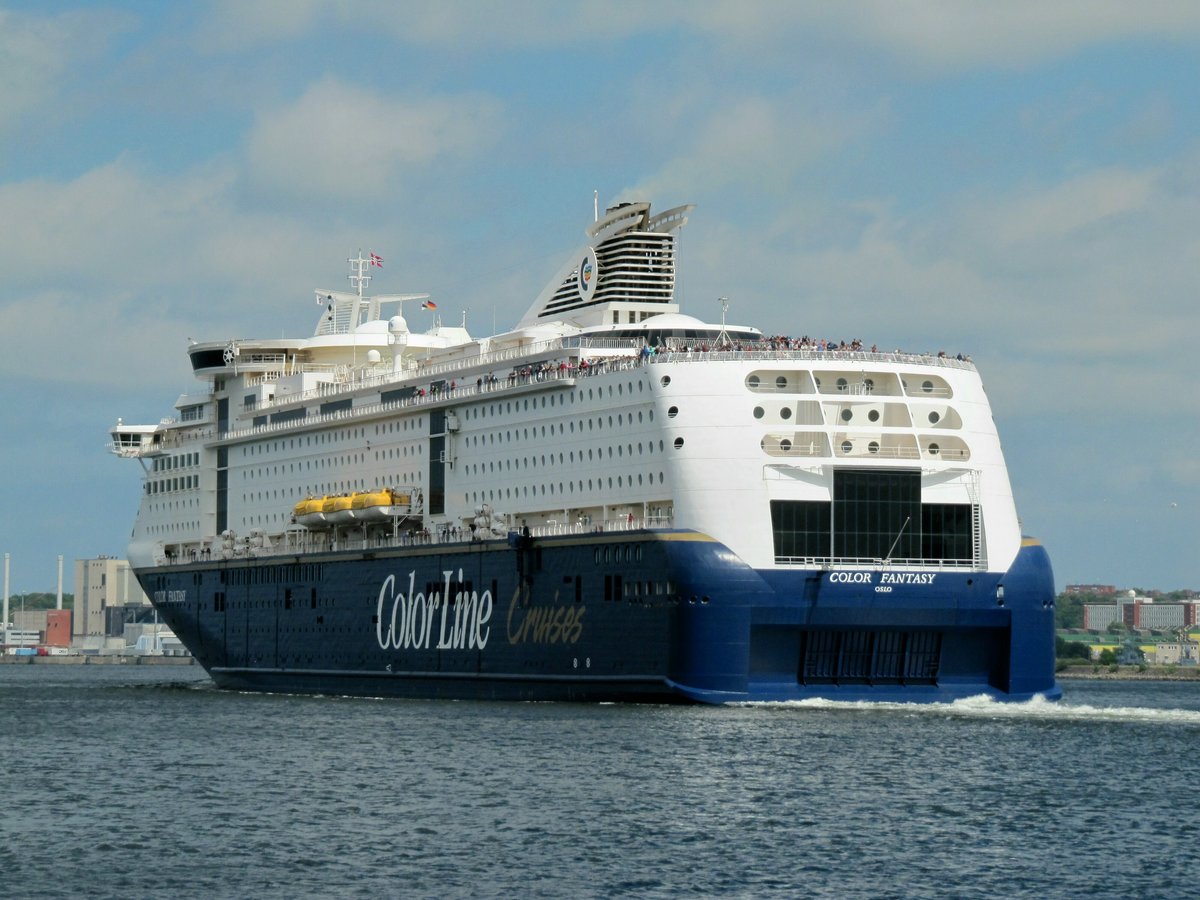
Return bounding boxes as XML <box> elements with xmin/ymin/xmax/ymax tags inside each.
<box><xmin>834</xmin><ymin>469</ymin><xmax>921</xmax><ymax>560</ymax></box>
<box><xmin>921</xmin><ymin>503</ymin><xmax>974</xmax><ymax>562</ymax></box>
<box><xmin>770</xmin><ymin>500</ymin><xmax>831</xmax><ymax>559</ymax></box>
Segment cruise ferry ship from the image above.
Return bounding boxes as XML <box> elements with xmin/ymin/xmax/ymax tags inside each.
<box><xmin>109</xmin><ymin>200</ymin><xmax>1060</xmax><ymax>703</ymax></box>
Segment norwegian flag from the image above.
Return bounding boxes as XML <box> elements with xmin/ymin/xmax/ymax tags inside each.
<box><xmin>370</xmin><ymin>253</ymin><xmax>383</xmax><ymax>268</ymax></box>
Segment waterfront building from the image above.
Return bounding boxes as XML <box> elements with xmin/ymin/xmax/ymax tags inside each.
<box><xmin>73</xmin><ymin>557</ymin><xmax>150</xmax><ymax>642</ymax></box>
<box><xmin>1148</xmin><ymin>642</ymin><xmax>1200</xmax><ymax>666</ymax></box>
<box><xmin>10</xmin><ymin>609</ymin><xmax>72</xmax><ymax>647</ymax></box>
<box><xmin>1083</xmin><ymin>594</ymin><xmax>1199</xmax><ymax>632</ymax></box>
<box><xmin>1083</xmin><ymin>604</ymin><xmax>1121</xmax><ymax>631</ymax></box>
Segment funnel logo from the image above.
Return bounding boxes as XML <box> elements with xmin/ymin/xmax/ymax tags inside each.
<box><xmin>577</xmin><ymin>247</ymin><xmax>599</xmax><ymax>302</ymax></box>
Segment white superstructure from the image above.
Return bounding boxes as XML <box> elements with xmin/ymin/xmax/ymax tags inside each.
<box><xmin>111</xmin><ymin>201</ymin><xmax>1022</xmax><ymax>578</ymax></box>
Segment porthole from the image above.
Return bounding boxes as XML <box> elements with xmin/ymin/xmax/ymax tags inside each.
<box><xmin>836</xmin><ymin>378</ymin><xmax>848</xmax><ymax>391</ymax></box>
<box><xmin>747</xmin><ymin>375</ymin><xmax>760</xmax><ymax>388</ymax></box>
<box><xmin>868</xmin><ymin>409</ymin><xmax>880</xmax><ymax>423</ymax></box>
<box><xmin>673</xmin><ymin>437</ymin><xmax>684</xmax><ymax>449</ymax></box>
<box><xmin>868</xmin><ymin>441</ymin><xmax>879</xmax><ymax>454</ymax></box>
<box><xmin>753</xmin><ymin>407</ymin><xmax>764</xmax><ymax>419</ymax></box>
<box><xmin>668</xmin><ymin>406</ymin><xmax>679</xmax><ymax>418</ymax></box>
<box><xmin>929</xmin><ymin>443</ymin><xmax>940</xmax><ymax>455</ymax></box>
<box><xmin>922</xmin><ymin>380</ymin><xmax>933</xmax><ymax>393</ymax></box>
<box><xmin>661</xmin><ymin>376</ymin><xmax>671</xmax><ymax>387</ymax></box>
<box><xmin>840</xmin><ymin>409</ymin><xmax>852</xmax><ymax>422</ymax></box>
<box><xmin>863</xmin><ymin>378</ymin><xmax>874</xmax><ymax>392</ymax></box>
<box><xmin>775</xmin><ymin>376</ymin><xmax>787</xmax><ymax>390</ymax></box>
<box><xmin>780</xmin><ymin>438</ymin><xmax>792</xmax><ymax>453</ymax></box>
<box><xmin>780</xmin><ymin>407</ymin><xmax>792</xmax><ymax>420</ymax></box>
<box><xmin>928</xmin><ymin>411</ymin><xmax>940</xmax><ymax>424</ymax></box>
<box><xmin>841</xmin><ymin>440</ymin><xmax>852</xmax><ymax>454</ymax></box>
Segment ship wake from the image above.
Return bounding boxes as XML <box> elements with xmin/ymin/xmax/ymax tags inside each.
<box><xmin>745</xmin><ymin>693</ymin><xmax>1200</xmax><ymax>726</ymax></box>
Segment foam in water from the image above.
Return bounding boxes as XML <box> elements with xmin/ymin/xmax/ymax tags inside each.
<box><xmin>744</xmin><ymin>693</ymin><xmax>1200</xmax><ymax>726</ymax></box>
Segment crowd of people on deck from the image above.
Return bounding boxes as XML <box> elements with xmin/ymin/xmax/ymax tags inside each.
<box><xmin>407</xmin><ymin>337</ymin><xmax>971</xmax><ymax>402</ymax></box>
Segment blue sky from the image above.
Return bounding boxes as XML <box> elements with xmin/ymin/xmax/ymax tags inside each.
<box><xmin>1</xmin><ymin>1</ymin><xmax>1197</xmax><ymax>594</ymax></box>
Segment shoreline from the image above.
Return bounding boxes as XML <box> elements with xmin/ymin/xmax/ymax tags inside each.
<box><xmin>1057</xmin><ymin>664</ymin><xmax>1200</xmax><ymax>682</ymax></box>
<box><xmin>0</xmin><ymin>655</ymin><xmax>196</xmax><ymax>666</ymax></box>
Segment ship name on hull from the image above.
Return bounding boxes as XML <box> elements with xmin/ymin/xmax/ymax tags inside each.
<box><xmin>827</xmin><ymin>572</ymin><xmax>938</xmax><ymax>586</ymax></box>
<box><xmin>506</xmin><ymin>589</ymin><xmax>585</xmax><ymax>645</ymax></box>
<box><xmin>376</xmin><ymin>569</ymin><xmax>493</xmax><ymax>651</ymax></box>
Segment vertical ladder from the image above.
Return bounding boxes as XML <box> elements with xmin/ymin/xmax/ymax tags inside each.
<box><xmin>968</xmin><ymin>470</ymin><xmax>985</xmax><ymax>568</ymax></box>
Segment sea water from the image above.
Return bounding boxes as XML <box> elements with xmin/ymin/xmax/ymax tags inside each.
<box><xmin>1</xmin><ymin>665</ymin><xmax>1196</xmax><ymax>899</ymax></box>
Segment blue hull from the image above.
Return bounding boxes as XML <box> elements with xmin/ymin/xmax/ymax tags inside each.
<box><xmin>136</xmin><ymin>531</ymin><xmax>1060</xmax><ymax>704</ymax></box>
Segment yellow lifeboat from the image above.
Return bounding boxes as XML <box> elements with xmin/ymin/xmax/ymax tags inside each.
<box><xmin>350</xmin><ymin>488</ymin><xmax>412</xmax><ymax>521</ymax></box>
<box><xmin>351</xmin><ymin>488</ymin><xmax>393</xmax><ymax>511</ymax></box>
<box><xmin>294</xmin><ymin>496</ymin><xmax>330</xmax><ymax>528</ymax></box>
<box><xmin>324</xmin><ymin>494</ymin><xmax>355</xmax><ymax>525</ymax></box>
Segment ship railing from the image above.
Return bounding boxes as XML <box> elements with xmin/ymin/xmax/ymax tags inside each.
<box><xmin>238</xmin><ymin>334</ymin><xmax>640</xmax><ymax>405</ymax></box>
<box><xmin>152</xmin><ymin>513</ymin><xmax>677</xmax><ymax>565</ymax></box>
<box><xmin>107</xmin><ymin>427</ymin><xmax>215</xmax><ymax>456</ymax></box>
<box><xmin>525</xmin><ymin>515</ymin><xmax>671</xmax><ymax>539</ymax></box>
<box><xmin>649</xmin><ymin>348</ymin><xmax>976</xmax><ymax>371</ymax></box>
<box><xmin>219</xmin><ymin>355</ymin><xmax>654</xmax><ymax>442</ymax></box>
<box><xmin>242</xmin><ymin>336</ymin><xmax>649</xmax><ymax>415</ymax></box>
<box><xmin>773</xmin><ymin>555</ymin><xmax>980</xmax><ymax>570</ymax></box>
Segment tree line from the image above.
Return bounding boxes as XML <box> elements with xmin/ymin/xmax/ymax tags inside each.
<box><xmin>3</xmin><ymin>592</ymin><xmax>74</xmax><ymax>611</ymax></box>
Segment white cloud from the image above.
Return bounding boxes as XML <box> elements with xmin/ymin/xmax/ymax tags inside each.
<box><xmin>0</xmin><ymin>156</ymin><xmax>352</xmax><ymax>389</ymax></box>
<box><xmin>618</xmin><ymin>92</ymin><xmax>883</xmax><ymax>210</ymax></box>
<box><xmin>984</xmin><ymin>168</ymin><xmax>1159</xmax><ymax>247</ymax></box>
<box><xmin>0</xmin><ymin>158</ymin><xmax>238</xmax><ymax>290</ymax></box>
<box><xmin>0</xmin><ymin>288</ymin><xmax>191</xmax><ymax>390</ymax></box>
<box><xmin>196</xmin><ymin>0</ymin><xmax>326</xmax><ymax>52</ymax></box>
<box><xmin>243</xmin><ymin>78</ymin><xmax>503</xmax><ymax>201</ymax></box>
<box><xmin>199</xmin><ymin>1</ymin><xmax>1200</xmax><ymax>67</ymax></box>
<box><xmin>683</xmin><ymin>1</ymin><xmax>1200</xmax><ymax>71</ymax></box>
<box><xmin>199</xmin><ymin>0</ymin><xmax>673</xmax><ymax>51</ymax></box>
<box><xmin>0</xmin><ymin>8</ymin><xmax>131</xmax><ymax>135</ymax></box>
